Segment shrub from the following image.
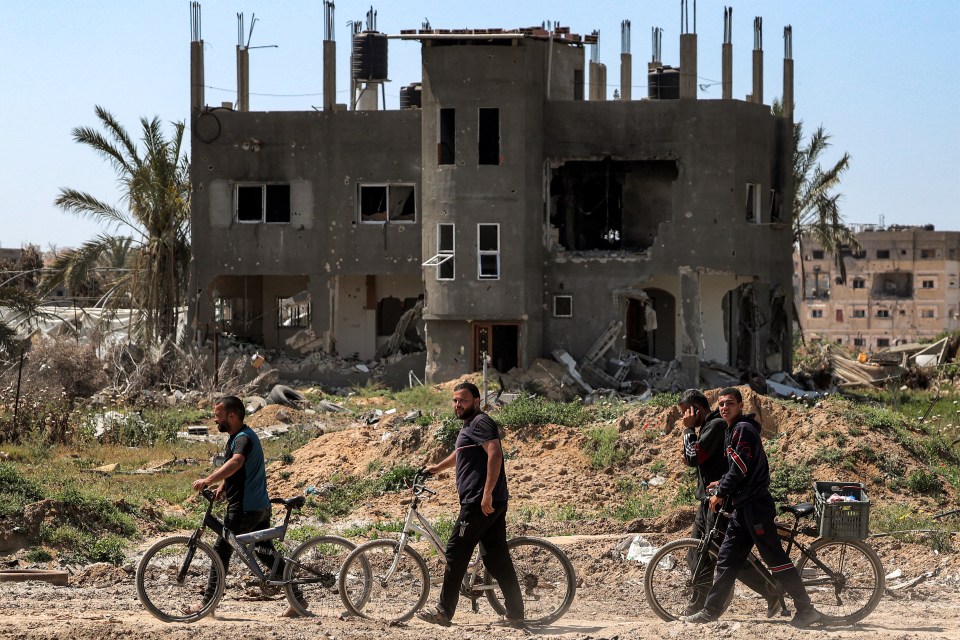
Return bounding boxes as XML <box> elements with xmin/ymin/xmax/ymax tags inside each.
<box><xmin>0</xmin><ymin>462</ymin><xmax>44</xmax><ymax>517</ymax></box>
<box><xmin>769</xmin><ymin>461</ymin><xmax>811</xmax><ymax>504</ymax></box>
<box><xmin>906</xmin><ymin>469</ymin><xmax>942</xmax><ymax>494</ymax></box>
<box><xmin>434</xmin><ymin>415</ymin><xmax>461</xmax><ymax>451</ymax></box>
<box><xmin>378</xmin><ymin>464</ymin><xmax>418</xmax><ymax>492</ymax></box>
<box><xmin>25</xmin><ymin>547</ymin><xmax>53</xmax><ymax>563</ymax></box>
<box><xmin>583</xmin><ymin>427</ymin><xmax>632</xmax><ymax>469</ymax></box>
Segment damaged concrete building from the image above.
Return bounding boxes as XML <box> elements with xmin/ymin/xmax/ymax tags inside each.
<box><xmin>796</xmin><ymin>226</ymin><xmax>960</xmax><ymax>351</ymax></box>
<box><xmin>188</xmin><ymin>5</ymin><xmax>796</xmax><ymax>388</ymax></box>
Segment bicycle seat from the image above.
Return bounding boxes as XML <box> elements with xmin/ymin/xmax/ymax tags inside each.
<box><xmin>779</xmin><ymin>502</ymin><xmax>815</xmax><ymax>517</ymax></box>
<box><xmin>271</xmin><ymin>496</ymin><xmax>306</xmax><ymax>510</ymax></box>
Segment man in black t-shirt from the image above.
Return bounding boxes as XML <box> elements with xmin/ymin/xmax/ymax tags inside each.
<box><xmin>417</xmin><ymin>382</ymin><xmax>524</xmax><ymax>628</ymax></box>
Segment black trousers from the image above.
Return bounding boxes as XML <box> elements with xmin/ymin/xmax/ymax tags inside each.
<box><xmin>687</xmin><ymin>500</ymin><xmax>775</xmax><ymax>605</ymax></box>
<box><xmin>703</xmin><ymin>495</ymin><xmax>813</xmax><ymax>616</ymax></box>
<box><xmin>438</xmin><ymin>501</ymin><xmax>524</xmax><ymax>621</ymax></box>
<box><xmin>204</xmin><ymin>506</ymin><xmax>290</xmax><ymax>601</ymax></box>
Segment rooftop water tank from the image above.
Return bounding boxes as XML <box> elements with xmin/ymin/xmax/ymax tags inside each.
<box><xmin>352</xmin><ymin>31</ymin><xmax>388</xmax><ymax>81</ymax></box>
<box><xmin>648</xmin><ymin>65</ymin><xmax>680</xmax><ymax>100</ymax></box>
<box><xmin>399</xmin><ymin>83</ymin><xmax>422</xmax><ymax>109</ymax></box>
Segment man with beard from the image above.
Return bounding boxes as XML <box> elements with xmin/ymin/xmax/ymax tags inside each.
<box><xmin>191</xmin><ymin>395</ymin><xmax>302</xmax><ymax>616</ymax></box>
<box><xmin>417</xmin><ymin>382</ymin><xmax>524</xmax><ymax>628</ymax></box>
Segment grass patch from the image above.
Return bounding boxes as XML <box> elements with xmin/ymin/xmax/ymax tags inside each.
<box><xmin>433</xmin><ymin>415</ymin><xmax>461</xmax><ymax>451</ymax></box>
<box><xmin>648</xmin><ymin>392</ymin><xmax>681</xmax><ymax>408</ymax></box>
<box><xmin>583</xmin><ymin>427</ymin><xmax>632</xmax><ymax>469</ymax></box>
<box><xmin>906</xmin><ymin>469</ymin><xmax>942</xmax><ymax>494</ymax></box>
<box><xmin>497</xmin><ymin>395</ymin><xmax>586</xmax><ymax>428</ymax></box>
<box><xmin>872</xmin><ymin>503</ymin><xmax>955</xmax><ymax>552</ymax></box>
<box><xmin>769</xmin><ymin>459</ymin><xmax>812</xmax><ymax>505</ymax></box>
<box><xmin>0</xmin><ymin>462</ymin><xmax>44</xmax><ymax>517</ymax></box>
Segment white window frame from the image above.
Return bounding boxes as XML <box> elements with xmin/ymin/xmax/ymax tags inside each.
<box><xmin>811</xmin><ymin>309</ymin><xmax>824</xmax><ymax>318</ymax></box>
<box><xmin>234</xmin><ymin>183</ymin><xmax>291</xmax><ymax>224</ymax></box>
<box><xmin>919</xmin><ymin>307</ymin><xmax>936</xmax><ymax>319</ymax></box>
<box><xmin>553</xmin><ymin>295</ymin><xmax>573</xmax><ymax>318</ymax></box>
<box><xmin>358</xmin><ymin>183</ymin><xmax>417</xmax><ymax>224</ymax></box>
<box><xmin>477</xmin><ymin>223</ymin><xmax>500</xmax><ymax>280</ymax></box>
<box><xmin>422</xmin><ymin>223</ymin><xmax>456</xmax><ymax>281</ymax></box>
<box><xmin>921</xmin><ymin>279</ymin><xmax>936</xmax><ymax>289</ymax></box>
<box><xmin>876</xmin><ymin>308</ymin><xmax>890</xmax><ymax>318</ymax></box>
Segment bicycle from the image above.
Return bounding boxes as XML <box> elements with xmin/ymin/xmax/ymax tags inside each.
<box><xmin>136</xmin><ymin>488</ymin><xmax>368</xmax><ymax>622</ymax></box>
<box><xmin>644</xmin><ymin>497</ymin><xmax>885</xmax><ymax>625</ymax></box>
<box><xmin>337</xmin><ymin>470</ymin><xmax>577</xmax><ymax>626</ymax></box>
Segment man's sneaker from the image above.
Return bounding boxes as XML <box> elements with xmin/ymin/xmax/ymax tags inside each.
<box><xmin>679</xmin><ymin>609</ymin><xmax>719</xmax><ymax>624</ymax></box>
<box><xmin>495</xmin><ymin>616</ymin><xmax>529</xmax><ymax>630</ymax></box>
<box><xmin>790</xmin><ymin>607</ymin><xmax>822</xmax><ymax>629</ymax></box>
<box><xmin>681</xmin><ymin>601</ymin><xmax>706</xmax><ymax>617</ymax></box>
<box><xmin>767</xmin><ymin>595</ymin><xmax>790</xmax><ymax>618</ymax></box>
<box><xmin>416</xmin><ymin>607</ymin><xmax>452</xmax><ymax>627</ymax></box>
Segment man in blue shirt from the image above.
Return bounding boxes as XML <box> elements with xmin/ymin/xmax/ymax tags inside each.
<box><xmin>417</xmin><ymin>382</ymin><xmax>524</xmax><ymax>627</ymax></box>
<box><xmin>191</xmin><ymin>395</ymin><xmax>300</xmax><ymax>615</ymax></box>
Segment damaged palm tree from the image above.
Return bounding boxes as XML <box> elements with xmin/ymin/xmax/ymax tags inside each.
<box><xmin>41</xmin><ymin>106</ymin><xmax>190</xmax><ymax>345</ymax></box>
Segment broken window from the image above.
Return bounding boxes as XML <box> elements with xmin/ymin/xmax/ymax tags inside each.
<box><xmin>359</xmin><ymin>184</ymin><xmax>416</xmax><ymax>223</ymax></box>
<box><xmin>876</xmin><ymin>309</ymin><xmax>890</xmax><ymax>318</ymax></box>
<box><xmin>553</xmin><ymin>295</ymin><xmax>573</xmax><ymax>318</ymax></box>
<box><xmin>877</xmin><ymin>338</ymin><xmax>890</xmax><ymax>348</ymax></box>
<box><xmin>920</xmin><ymin>248</ymin><xmax>937</xmax><ymax>259</ymax></box>
<box><xmin>438</xmin><ymin>108</ymin><xmax>455</xmax><ymax>165</ymax></box>
<box><xmin>745</xmin><ymin>183</ymin><xmax>761</xmax><ymax>223</ymax></box>
<box><xmin>853</xmin><ymin>337</ymin><xmax>865</xmax><ymax>347</ymax></box>
<box><xmin>852</xmin><ymin>309</ymin><xmax>866</xmax><ymax>318</ymax></box>
<box><xmin>852</xmin><ymin>278</ymin><xmax>865</xmax><ymax>289</ymax></box>
<box><xmin>478</xmin><ymin>108</ymin><xmax>500</xmax><ymax>165</ymax></box>
<box><xmin>812</xmin><ymin>250</ymin><xmax>825</xmax><ymax>260</ymax></box>
<box><xmin>215</xmin><ymin>297</ymin><xmax>248</xmax><ymax>334</ymax></box>
<box><xmin>277</xmin><ymin>296</ymin><xmax>310</xmax><ymax>328</ymax></box>
<box><xmin>426</xmin><ymin>223</ymin><xmax>455</xmax><ymax>281</ymax></box>
<box><xmin>235</xmin><ymin>184</ymin><xmax>291</xmax><ymax>223</ymax></box>
<box><xmin>876</xmin><ymin>249</ymin><xmax>890</xmax><ymax>259</ymax></box>
<box><xmin>769</xmin><ymin>188</ymin><xmax>782</xmax><ymax>222</ymax></box>
<box><xmin>811</xmin><ymin>309</ymin><xmax>823</xmax><ymax>318</ymax></box>
<box><xmin>477</xmin><ymin>223</ymin><xmax>500</xmax><ymax>280</ymax></box>
<box><xmin>872</xmin><ymin>272</ymin><xmax>913</xmax><ymax>298</ymax></box>
<box><xmin>549</xmin><ymin>159</ymin><xmax>678</xmax><ymax>251</ymax></box>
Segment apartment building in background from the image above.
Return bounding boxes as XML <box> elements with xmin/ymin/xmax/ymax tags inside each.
<box><xmin>795</xmin><ymin>226</ymin><xmax>960</xmax><ymax>351</ymax></box>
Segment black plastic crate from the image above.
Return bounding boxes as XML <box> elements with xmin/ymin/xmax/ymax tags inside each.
<box><xmin>813</xmin><ymin>481</ymin><xmax>870</xmax><ymax>540</ymax></box>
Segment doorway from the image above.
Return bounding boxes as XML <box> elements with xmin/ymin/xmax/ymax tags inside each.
<box><xmin>473</xmin><ymin>323</ymin><xmax>520</xmax><ymax>373</ymax></box>
<box><xmin>625</xmin><ymin>289</ymin><xmax>675</xmax><ymax>360</ymax></box>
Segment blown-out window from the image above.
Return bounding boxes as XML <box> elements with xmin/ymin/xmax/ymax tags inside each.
<box><xmin>236</xmin><ymin>184</ymin><xmax>290</xmax><ymax>223</ymax></box>
<box><xmin>358</xmin><ymin>184</ymin><xmax>416</xmax><ymax>223</ymax></box>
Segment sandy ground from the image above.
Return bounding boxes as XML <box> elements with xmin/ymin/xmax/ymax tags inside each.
<box><xmin>1</xmin><ymin>534</ymin><xmax>958</xmax><ymax>640</ymax></box>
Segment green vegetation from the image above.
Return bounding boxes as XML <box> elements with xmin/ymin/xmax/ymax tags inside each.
<box><xmin>872</xmin><ymin>503</ymin><xmax>957</xmax><ymax>553</ymax></box>
<box><xmin>648</xmin><ymin>392</ymin><xmax>681</xmax><ymax>408</ymax></box>
<box><xmin>607</xmin><ymin>478</ymin><xmax>660</xmax><ymax>521</ymax></box>
<box><xmin>583</xmin><ymin>427</ymin><xmax>632</xmax><ymax>469</ymax></box>
<box><xmin>497</xmin><ymin>395</ymin><xmax>586</xmax><ymax>428</ymax></box>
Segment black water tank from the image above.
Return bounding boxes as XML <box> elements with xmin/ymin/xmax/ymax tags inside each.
<box><xmin>399</xmin><ymin>83</ymin><xmax>422</xmax><ymax>109</ymax></box>
<box><xmin>352</xmin><ymin>32</ymin><xmax>388</xmax><ymax>80</ymax></box>
<box><xmin>648</xmin><ymin>65</ymin><xmax>680</xmax><ymax>100</ymax></box>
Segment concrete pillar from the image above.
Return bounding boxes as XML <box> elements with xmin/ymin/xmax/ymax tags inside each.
<box><xmin>356</xmin><ymin>82</ymin><xmax>379</xmax><ymax>111</ymax></box>
<box><xmin>588</xmin><ymin>61</ymin><xmax>607</xmax><ymax>100</ymax></box>
<box><xmin>620</xmin><ymin>53</ymin><xmax>632</xmax><ymax>100</ymax></box>
<box><xmin>190</xmin><ymin>40</ymin><xmax>205</xmax><ymax>114</ymax></box>
<box><xmin>783</xmin><ymin>58</ymin><xmax>794</xmax><ymax>119</ymax></box>
<box><xmin>236</xmin><ymin>46</ymin><xmax>250</xmax><ymax>112</ymax></box>
<box><xmin>752</xmin><ymin>49</ymin><xmax>763</xmax><ymax>104</ymax></box>
<box><xmin>722</xmin><ymin>42</ymin><xmax>732</xmax><ymax>100</ymax></box>
<box><xmin>323</xmin><ymin>40</ymin><xmax>336</xmax><ymax>111</ymax></box>
<box><xmin>678</xmin><ymin>269</ymin><xmax>701</xmax><ymax>389</ymax></box>
<box><xmin>679</xmin><ymin>34</ymin><xmax>697</xmax><ymax>99</ymax></box>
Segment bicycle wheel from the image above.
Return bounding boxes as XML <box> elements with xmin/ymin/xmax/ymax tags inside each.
<box><xmin>338</xmin><ymin>539</ymin><xmax>430</xmax><ymax>623</ymax></box>
<box><xmin>136</xmin><ymin>535</ymin><xmax>225</xmax><ymax>623</ymax></box>
<box><xmin>284</xmin><ymin>535</ymin><xmax>364</xmax><ymax>617</ymax></box>
<box><xmin>644</xmin><ymin>537</ymin><xmax>716</xmax><ymax>622</ymax></box>
<box><xmin>484</xmin><ymin>536</ymin><xmax>577</xmax><ymax>626</ymax></box>
<box><xmin>795</xmin><ymin>538</ymin><xmax>884</xmax><ymax>625</ymax></box>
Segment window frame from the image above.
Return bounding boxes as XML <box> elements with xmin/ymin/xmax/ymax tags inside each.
<box><xmin>436</xmin><ymin>223</ymin><xmax>455</xmax><ymax>281</ymax></box>
<box><xmin>553</xmin><ymin>295</ymin><xmax>573</xmax><ymax>318</ymax></box>
<box><xmin>477</xmin><ymin>223</ymin><xmax>501</xmax><ymax>280</ymax></box>
<box><xmin>234</xmin><ymin>183</ymin><xmax>291</xmax><ymax>224</ymax></box>
<box><xmin>276</xmin><ymin>296</ymin><xmax>311</xmax><ymax>329</ymax></box>
<box><xmin>358</xmin><ymin>183</ymin><xmax>417</xmax><ymax>224</ymax></box>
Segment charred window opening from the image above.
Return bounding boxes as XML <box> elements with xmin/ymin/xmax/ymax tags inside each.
<box><xmin>277</xmin><ymin>295</ymin><xmax>310</xmax><ymax>328</ymax></box>
<box><xmin>745</xmin><ymin>183</ymin><xmax>761</xmax><ymax>223</ymax></box>
<box><xmin>876</xmin><ymin>249</ymin><xmax>890</xmax><ymax>259</ymax></box>
<box><xmin>872</xmin><ymin>272</ymin><xmax>913</xmax><ymax>298</ymax></box>
<box><xmin>478</xmin><ymin>108</ymin><xmax>500</xmax><ymax>165</ymax></box>
<box><xmin>438</xmin><ymin>108</ymin><xmax>456</xmax><ymax>165</ymax></box>
<box><xmin>236</xmin><ymin>184</ymin><xmax>291</xmax><ymax>223</ymax></box>
<box><xmin>549</xmin><ymin>159</ymin><xmax>677</xmax><ymax>251</ymax></box>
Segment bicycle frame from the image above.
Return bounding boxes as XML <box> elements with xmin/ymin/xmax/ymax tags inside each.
<box><xmin>186</xmin><ymin>489</ymin><xmax>300</xmax><ymax>588</ymax></box>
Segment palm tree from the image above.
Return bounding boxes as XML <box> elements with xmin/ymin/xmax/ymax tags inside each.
<box><xmin>774</xmin><ymin>100</ymin><xmax>857</xmax><ymax>339</ymax></box>
<box><xmin>41</xmin><ymin>106</ymin><xmax>190</xmax><ymax>344</ymax></box>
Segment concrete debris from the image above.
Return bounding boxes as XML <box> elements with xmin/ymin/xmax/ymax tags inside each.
<box><xmin>244</xmin><ymin>395</ymin><xmax>267</xmax><ymax>414</ymax></box>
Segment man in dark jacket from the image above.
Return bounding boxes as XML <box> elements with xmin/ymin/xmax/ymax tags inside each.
<box><xmin>680</xmin><ymin>387</ymin><xmax>821</xmax><ymax>629</ymax></box>
<box><xmin>678</xmin><ymin>389</ymin><xmax>781</xmax><ymax>617</ymax></box>
<box><xmin>417</xmin><ymin>382</ymin><xmax>524</xmax><ymax>628</ymax></box>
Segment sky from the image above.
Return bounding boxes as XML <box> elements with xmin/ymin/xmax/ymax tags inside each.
<box><xmin>1</xmin><ymin>0</ymin><xmax>958</xmax><ymax>251</ymax></box>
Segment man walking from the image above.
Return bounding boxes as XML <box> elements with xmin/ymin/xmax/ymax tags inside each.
<box><xmin>191</xmin><ymin>395</ymin><xmax>301</xmax><ymax>616</ymax></box>
<box><xmin>417</xmin><ymin>382</ymin><xmax>524</xmax><ymax>627</ymax></box>
<box><xmin>680</xmin><ymin>388</ymin><xmax>821</xmax><ymax>628</ymax></box>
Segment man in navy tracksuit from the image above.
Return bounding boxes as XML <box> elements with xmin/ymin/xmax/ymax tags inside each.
<box><xmin>680</xmin><ymin>387</ymin><xmax>821</xmax><ymax>629</ymax></box>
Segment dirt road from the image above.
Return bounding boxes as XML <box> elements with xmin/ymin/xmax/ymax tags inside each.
<box><xmin>1</xmin><ymin>535</ymin><xmax>956</xmax><ymax>640</ymax></box>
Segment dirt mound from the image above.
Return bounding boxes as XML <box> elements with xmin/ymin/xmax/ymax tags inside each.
<box><xmin>72</xmin><ymin>562</ymin><xmax>129</xmax><ymax>587</ymax></box>
<box><xmin>270</xmin><ymin>385</ymin><xmax>959</xmax><ymax>537</ymax></box>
